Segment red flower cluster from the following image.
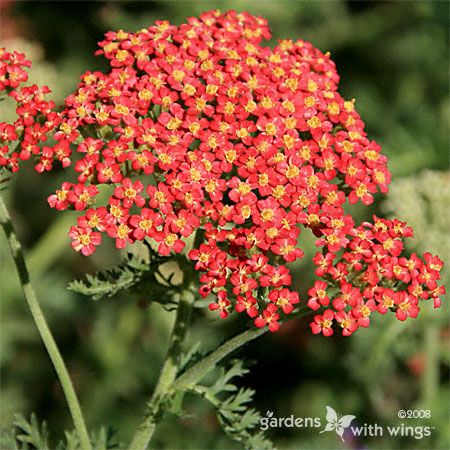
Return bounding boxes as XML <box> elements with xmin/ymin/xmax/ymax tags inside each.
<box><xmin>309</xmin><ymin>216</ymin><xmax>445</xmax><ymax>336</ymax></box>
<box><xmin>1</xmin><ymin>11</ymin><xmax>444</xmax><ymax>334</ymax></box>
<box><xmin>0</xmin><ymin>48</ymin><xmax>60</xmax><ymax>172</ymax></box>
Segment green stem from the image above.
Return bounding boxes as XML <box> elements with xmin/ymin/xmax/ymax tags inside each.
<box><xmin>128</xmin><ymin>254</ymin><xmax>309</xmax><ymax>450</ymax></box>
<box><xmin>0</xmin><ymin>194</ymin><xmax>92</xmax><ymax>450</ymax></box>
<box><xmin>128</xmin><ymin>289</ymin><xmax>194</xmax><ymax>450</ymax></box>
<box><xmin>173</xmin><ymin>327</ymin><xmax>267</xmax><ymax>390</ymax></box>
<box><xmin>174</xmin><ymin>308</ymin><xmax>316</xmax><ymax>391</ymax></box>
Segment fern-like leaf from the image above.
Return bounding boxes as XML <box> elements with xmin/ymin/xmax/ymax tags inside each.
<box><xmin>68</xmin><ymin>251</ymin><xmax>180</xmax><ymax>304</ymax></box>
<box><xmin>208</xmin><ymin>359</ymin><xmax>249</xmax><ymax>394</ymax></box>
<box><xmin>14</xmin><ymin>414</ymin><xmax>50</xmax><ymax>450</ymax></box>
<box><xmin>68</xmin><ymin>253</ymin><xmax>147</xmax><ymax>300</ymax></box>
<box><xmin>178</xmin><ymin>341</ymin><xmax>204</xmax><ymax>373</ymax></box>
<box><xmin>217</xmin><ymin>387</ymin><xmax>274</xmax><ymax>449</ymax></box>
<box><xmin>190</xmin><ymin>360</ymin><xmax>274</xmax><ymax>449</ymax></box>
<box><xmin>89</xmin><ymin>427</ymin><xmax>121</xmax><ymax>450</ymax></box>
<box><xmin>0</xmin><ymin>414</ymin><xmax>51</xmax><ymax>450</ymax></box>
<box><xmin>0</xmin><ymin>414</ymin><xmax>122</xmax><ymax>450</ymax></box>
<box><xmin>0</xmin><ymin>427</ymin><xmax>21</xmax><ymax>450</ymax></box>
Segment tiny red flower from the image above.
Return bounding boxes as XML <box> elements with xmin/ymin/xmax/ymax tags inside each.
<box><xmin>69</xmin><ymin>226</ymin><xmax>101</xmax><ymax>256</ymax></box>
<box><xmin>254</xmin><ymin>303</ymin><xmax>280</xmax><ymax>332</ymax></box>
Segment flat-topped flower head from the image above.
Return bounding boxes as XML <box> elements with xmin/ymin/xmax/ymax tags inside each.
<box><xmin>1</xmin><ymin>11</ymin><xmax>444</xmax><ymax>334</ymax></box>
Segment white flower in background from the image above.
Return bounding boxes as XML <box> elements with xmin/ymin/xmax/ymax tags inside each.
<box><xmin>383</xmin><ymin>170</ymin><xmax>450</xmax><ymax>280</ymax></box>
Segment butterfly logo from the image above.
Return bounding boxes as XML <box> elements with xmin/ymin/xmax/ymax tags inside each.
<box><xmin>320</xmin><ymin>405</ymin><xmax>355</xmax><ymax>442</ymax></box>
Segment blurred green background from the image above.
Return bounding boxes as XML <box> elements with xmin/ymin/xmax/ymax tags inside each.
<box><xmin>1</xmin><ymin>1</ymin><xmax>449</xmax><ymax>449</ymax></box>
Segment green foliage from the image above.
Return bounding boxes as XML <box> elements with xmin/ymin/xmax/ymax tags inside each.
<box><xmin>0</xmin><ymin>415</ymin><xmax>121</xmax><ymax>450</ymax></box>
<box><xmin>207</xmin><ymin>360</ymin><xmax>250</xmax><ymax>395</ymax></box>
<box><xmin>68</xmin><ymin>252</ymin><xmax>149</xmax><ymax>301</ymax></box>
<box><xmin>68</xmin><ymin>246</ymin><xmax>184</xmax><ymax>306</ymax></box>
<box><xmin>1</xmin><ymin>414</ymin><xmax>49</xmax><ymax>450</ymax></box>
<box><xmin>87</xmin><ymin>427</ymin><xmax>121</xmax><ymax>450</ymax></box>
<box><xmin>191</xmin><ymin>360</ymin><xmax>274</xmax><ymax>450</ymax></box>
<box><xmin>178</xmin><ymin>341</ymin><xmax>204</xmax><ymax>374</ymax></box>
<box><xmin>217</xmin><ymin>388</ymin><xmax>272</xmax><ymax>450</ymax></box>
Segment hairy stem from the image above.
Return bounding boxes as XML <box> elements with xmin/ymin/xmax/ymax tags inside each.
<box><xmin>0</xmin><ymin>194</ymin><xmax>92</xmax><ymax>450</ymax></box>
<box><xmin>128</xmin><ymin>289</ymin><xmax>194</xmax><ymax>450</ymax></box>
<box><xmin>174</xmin><ymin>308</ymin><xmax>315</xmax><ymax>392</ymax></box>
<box><xmin>129</xmin><ymin>217</ymin><xmax>310</xmax><ymax>450</ymax></box>
<box><xmin>173</xmin><ymin>327</ymin><xmax>267</xmax><ymax>390</ymax></box>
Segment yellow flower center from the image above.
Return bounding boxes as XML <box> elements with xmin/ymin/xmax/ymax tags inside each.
<box><xmin>125</xmin><ymin>187</ymin><xmax>136</xmax><ymax>199</ymax></box>
<box><xmin>356</xmin><ymin>184</ymin><xmax>368</xmax><ymax>197</ymax></box>
<box><xmin>117</xmin><ymin>224</ymin><xmax>130</xmax><ymax>239</ymax></box>
<box><xmin>79</xmin><ymin>234</ymin><xmax>91</xmax><ymax>246</ymax></box>
<box><xmin>266</xmin><ymin>228</ymin><xmax>279</xmax><ymax>239</ymax></box>
<box><xmin>286</xmin><ymin>165</ymin><xmax>300</xmax><ymax>179</ymax></box>
<box><xmin>56</xmin><ymin>190</ymin><xmax>67</xmax><ymax>201</ymax></box>
<box><xmin>78</xmin><ymin>193</ymin><xmax>90</xmax><ymax>203</ymax></box>
<box><xmin>139</xmin><ymin>219</ymin><xmax>152</xmax><ymax>231</ymax></box>
<box><xmin>164</xmin><ymin>233</ymin><xmax>177</xmax><ymax>246</ymax></box>
<box><xmin>260</xmin><ymin>209</ymin><xmax>274</xmax><ymax>222</ymax></box>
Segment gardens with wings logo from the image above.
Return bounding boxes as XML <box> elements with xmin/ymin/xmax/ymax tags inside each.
<box><xmin>259</xmin><ymin>405</ymin><xmax>434</xmax><ymax>441</ymax></box>
<box><xmin>320</xmin><ymin>405</ymin><xmax>356</xmax><ymax>442</ymax></box>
